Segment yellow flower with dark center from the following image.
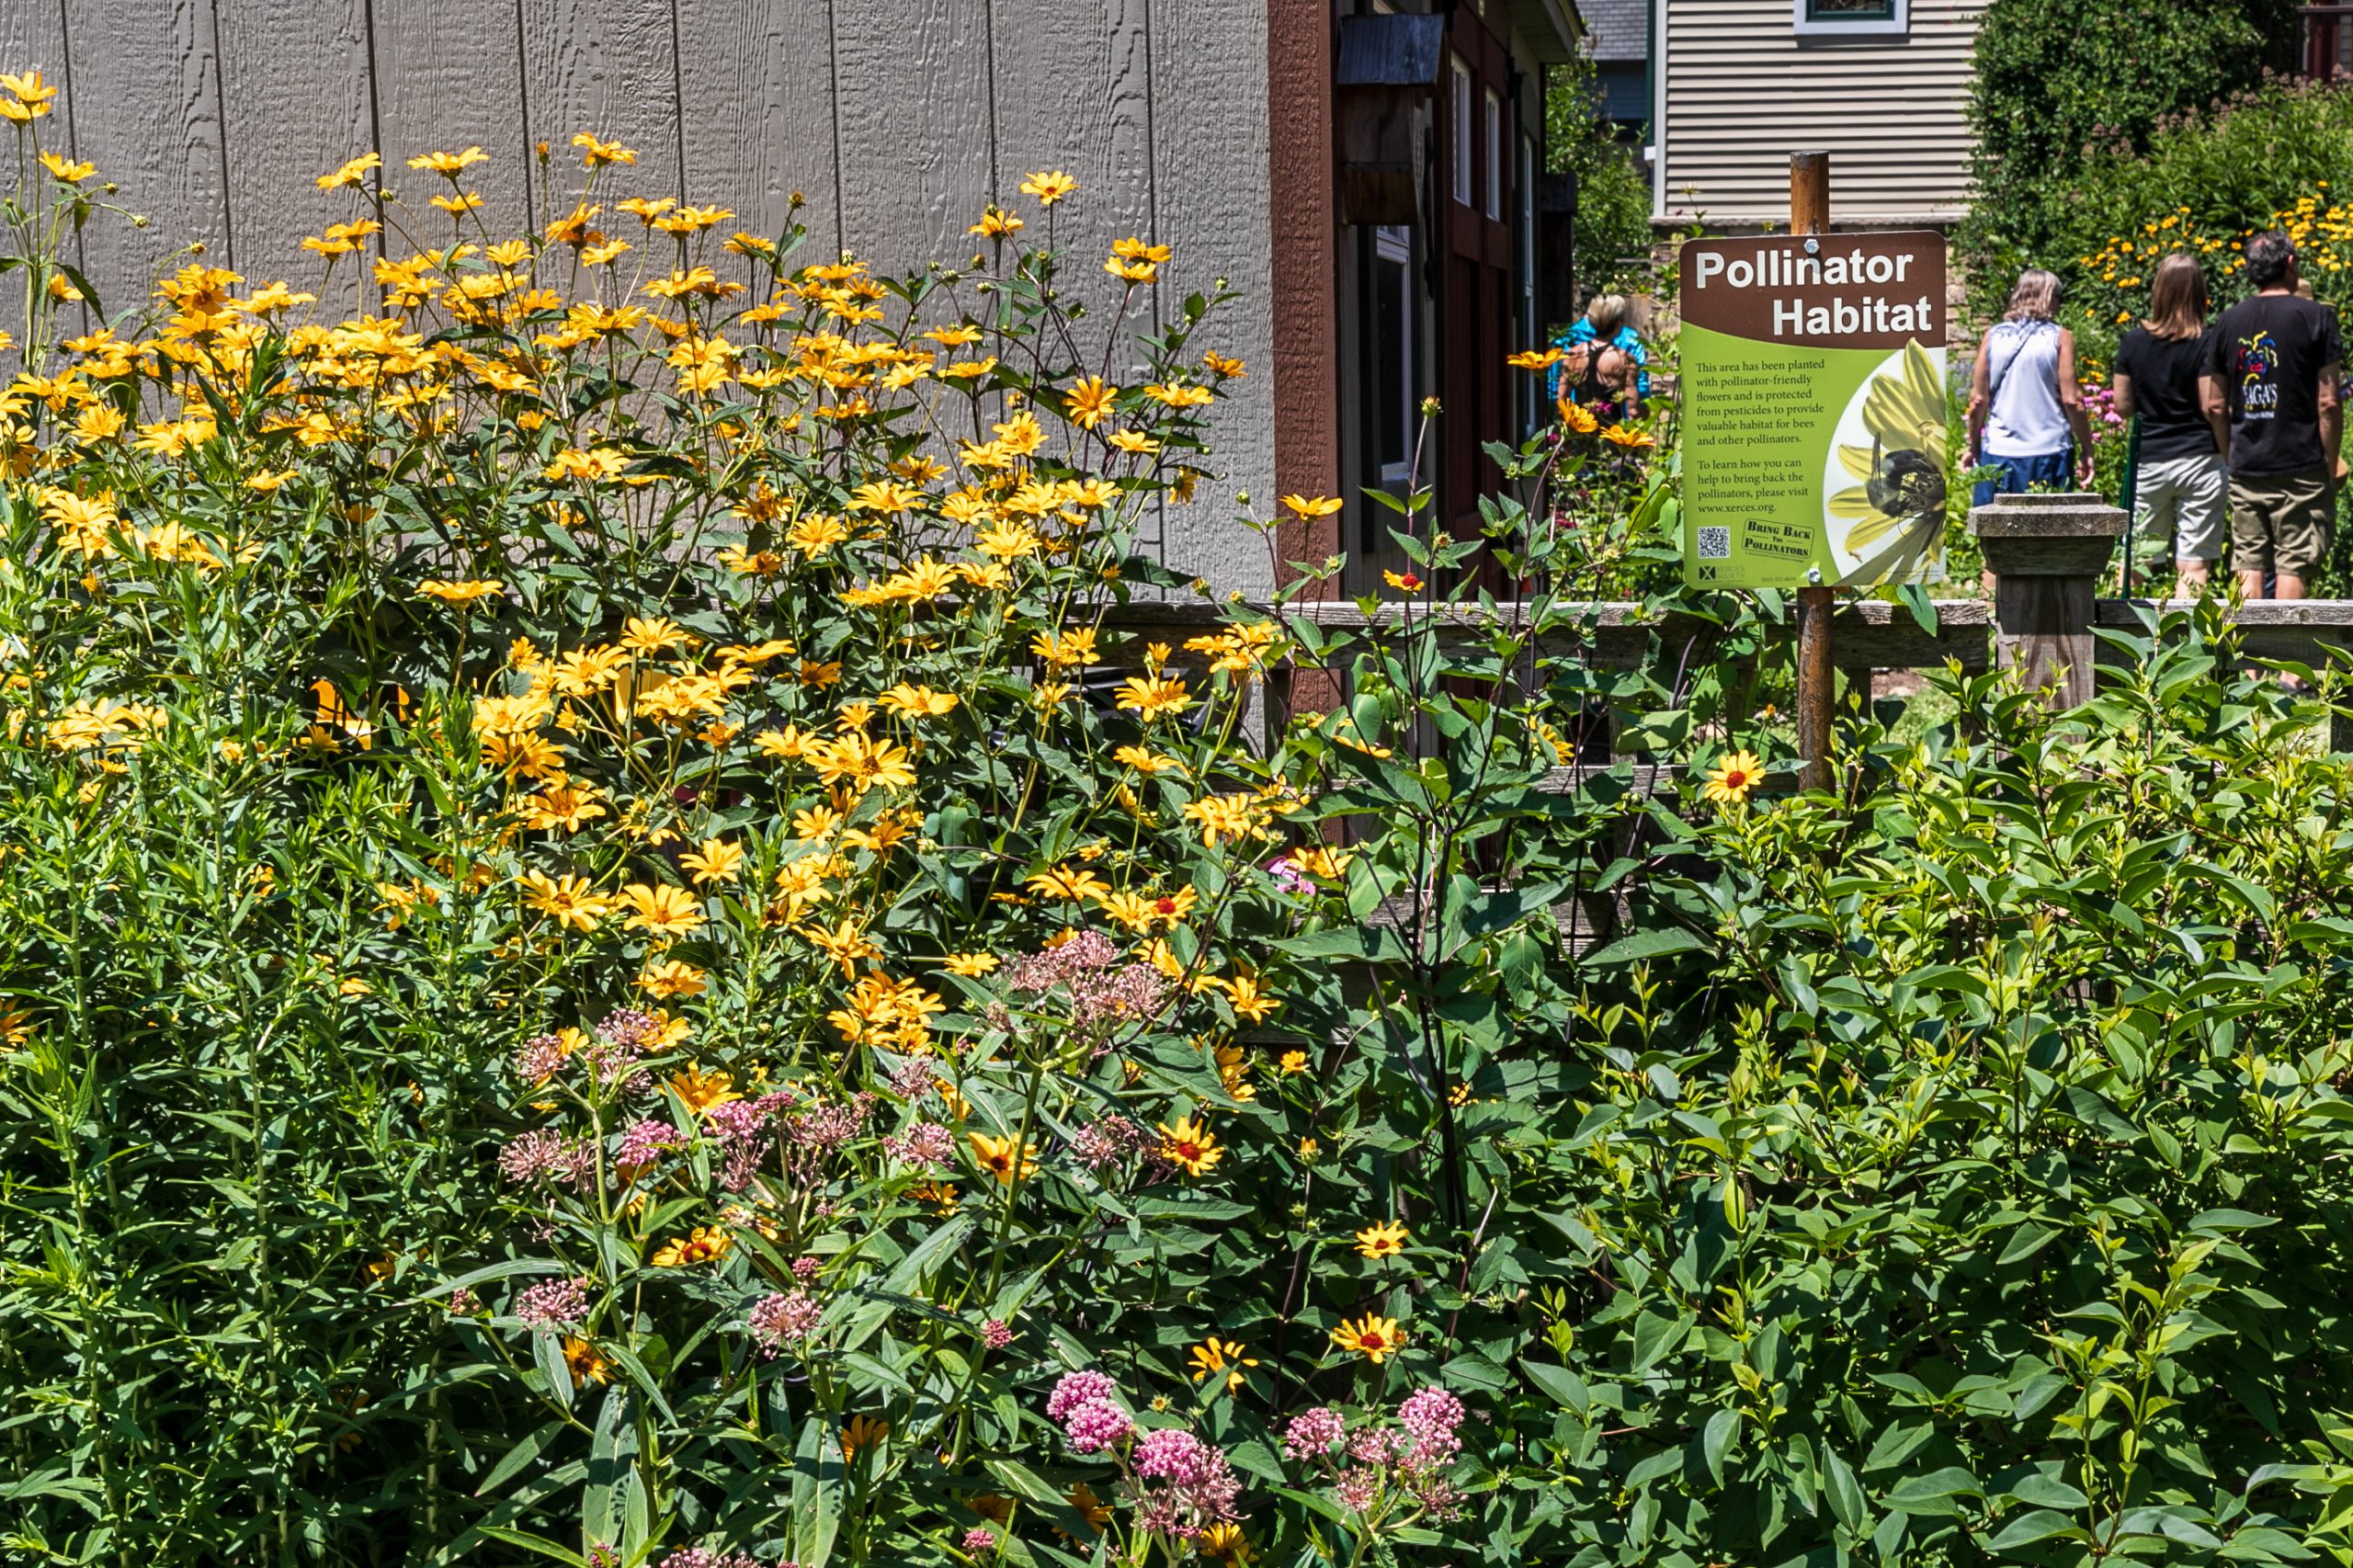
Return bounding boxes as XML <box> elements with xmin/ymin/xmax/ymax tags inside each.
<box><xmin>1355</xmin><ymin>1219</ymin><xmax>1409</xmax><ymax>1260</ymax></box>
<box><xmin>944</xmin><ymin>952</ymin><xmax>1000</xmax><ymax>976</ymax></box>
<box><xmin>417</xmin><ymin>578</ymin><xmax>504</xmax><ymax>606</ymax></box>
<box><xmin>668</xmin><ymin>1064</ymin><xmax>739</xmax><ymax>1115</ymax></box>
<box><xmin>563</xmin><ymin>1336</ymin><xmax>613</xmax><ymax>1387</ymax></box>
<box><xmin>618</xmin><ymin>881</ymin><xmax>705</xmax><ymax>937</ymax></box>
<box><xmin>1065</xmin><ymin>375</ymin><xmax>1118</xmax><ymax>428</ymax></box>
<box><xmin>1332</xmin><ymin>1312</ymin><xmax>1405</xmax><ymax>1363</ymax></box>
<box><xmin>969</xmin><ymin>1131</ymin><xmax>1039</xmax><ymax>1185</ymax></box>
<box><xmin>1599</xmin><ymin>423</ymin><xmax>1654</xmax><ymax>449</ymax></box>
<box><xmin>841</xmin><ymin>1415</ymin><xmax>889</xmax><ymax>1458</ymax></box>
<box><xmin>1018</xmin><ymin>169</ymin><xmax>1079</xmax><ymax>205</ymax></box>
<box><xmin>1702</xmin><ymin>749</ymin><xmax>1764</xmax><ymax>807</ymax></box>
<box><xmin>520</xmin><ymin>871</ymin><xmax>614</xmax><ymax>933</ymax></box>
<box><xmin>649</xmin><ymin>1226</ymin><xmax>733</xmax><ymax>1267</ymax></box>
<box><xmin>1027</xmin><ymin>865</ymin><xmax>1111</xmax><ymax>904</ymax></box>
<box><xmin>1199</xmin><ymin>1523</ymin><xmax>1256</xmax><ymax>1565</ymax></box>
<box><xmin>1507</xmin><ymin>347</ymin><xmax>1568</xmax><ymax>370</ymax></box>
<box><xmin>40</xmin><ymin>151</ymin><xmax>96</xmax><ymax>184</ymax></box>
<box><xmin>1158</xmin><ymin>1116</ymin><xmax>1222</xmax><ymax>1177</ymax></box>
<box><xmin>1116</xmin><ymin>675</ymin><xmax>1190</xmax><ymax>721</ymax></box>
<box><xmin>1557</xmin><ymin>398</ymin><xmax>1599</xmax><ymax>435</ymax></box>
<box><xmin>638</xmin><ymin>960</ymin><xmax>707</xmax><ymax>1000</ymax></box>
<box><xmin>1188</xmin><ymin>1336</ymin><xmax>1259</xmax><ymax>1391</ymax></box>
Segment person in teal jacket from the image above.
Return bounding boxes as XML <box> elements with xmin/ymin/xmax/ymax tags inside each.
<box><xmin>1550</xmin><ymin>293</ymin><xmax>1649</xmax><ymax>409</ymax></box>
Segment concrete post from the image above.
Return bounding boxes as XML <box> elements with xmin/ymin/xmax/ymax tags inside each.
<box><xmin>1970</xmin><ymin>494</ymin><xmax>2125</xmax><ymax>708</ymax></box>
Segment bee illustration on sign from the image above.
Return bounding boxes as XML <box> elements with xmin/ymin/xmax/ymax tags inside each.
<box><xmin>1824</xmin><ymin>339</ymin><xmax>1949</xmax><ymax>585</ymax></box>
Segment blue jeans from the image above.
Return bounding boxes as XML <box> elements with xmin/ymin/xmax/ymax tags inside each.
<box><xmin>1972</xmin><ymin>448</ymin><xmax>2075</xmax><ymax>507</ymax></box>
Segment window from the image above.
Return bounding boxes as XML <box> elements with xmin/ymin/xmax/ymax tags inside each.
<box><xmin>1451</xmin><ymin>58</ymin><xmax>1473</xmax><ymax>206</ymax></box>
<box><xmin>1792</xmin><ymin>0</ymin><xmax>1907</xmax><ymax>38</ymax></box>
<box><xmin>1373</xmin><ymin>226</ymin><xmax>1415</xmax><ymax>485</ymax></box>
<box><xmin>1483</xmin><ymin>89</ymin><xmax>1503</xmax><ymax>221</ymax></box>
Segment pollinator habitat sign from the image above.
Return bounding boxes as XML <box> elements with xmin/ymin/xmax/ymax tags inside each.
<box><xmin>1678</xmin><ymin>233</ymin><xmax>1949</xmax><ymax>588</ymax></box>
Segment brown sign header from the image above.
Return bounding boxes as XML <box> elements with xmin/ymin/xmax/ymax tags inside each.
<box><xmin>1680</xmin><ymin>232</ymin><xmax>1948</xmax><ymax>349</ymax></box>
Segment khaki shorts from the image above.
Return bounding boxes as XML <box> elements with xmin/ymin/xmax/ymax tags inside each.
<box><xmin>2229</xmin><ymin>468</ymin><xmax>2334</xmax><ymax>578</ymax></box>
<box><xmin>2134</xmin><ymin>453</ymin><xmax>2227</xmax><ymax>562</ymax></box>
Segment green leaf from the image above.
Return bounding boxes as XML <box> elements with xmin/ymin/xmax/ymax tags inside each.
<box><xmin>1586</xmin><ymin>927</ymin><xmax>1710</xmax><ymax>967</ymax></box>
<box><xmin>1984</xmin><ymin>1510</ymin><xmax>2084</xmax><ymax>1551</ymax></box>
<box><xmin>1701</xmin><ymin>1407</ymin><xmax>1739</xmax><ymax>1487</ymax></box>
<box><xmin>472</xmin><ymin>1528</ymin><xmax>589</xmax><ymax>1566</ymax></box>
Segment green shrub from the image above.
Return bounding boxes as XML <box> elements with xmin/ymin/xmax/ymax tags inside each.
<box><xmin>1961</xmin><ymin>0</ymin><xmax>2294</xmax><ymax>314</ymax></box>
<box><xmin>1546</xmin><ymin>54</ymin><xmax>1655</xmax><ymax>304</ymax></box>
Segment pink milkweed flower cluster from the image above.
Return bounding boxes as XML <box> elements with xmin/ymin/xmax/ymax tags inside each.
<box><xmin>1130</xmin><ymin>1427</ymin><xmax>1243</xmax><ymax>1541</ymax></box>
<box><xmin>747</xmin><ymin>1290</ymin><xmax>824</xmax><ymax>1355</ymax></box>
<box><xmin>881</xmin><ymin>1119</ymin><xmax>954</xmax><ymax>1167</ymax></box>
<box><xmin>1041</xmin><ymin>1371</ymin><xmax>1243</xmax><ymax>1540</ymax></box>
<box><xmin>1286</xmin><ymin>1385</ymin><xmax>1467</xmax><ymax>1525</ymax></box>
<box><xmin>1004</xmin><ymin>930</ymin><xmax>1169</xmax><ymax>1036</ymax></box>
<box><xmin>654</xmin><ymin>1551</ymin><xmax>777</xmax><ymax>1568</ymax></box>
<box><xmin>1048</xmin><ymin>1369</ymin><xmax>1133</xmax><ymax>1454</ymax></box>
<box><xmin>497</xmin><ymin>1128</ymin><xmax>593</xmax><ymax>1187</ymax></box>
<box><xmin>1070</xmin><ymin>1113</ymin><xmax>1147</xmax><ymax>1172</ymax></box>
<box><xmin>615</xmin><ymin>1118</ymin><xmax>685</xmax><ymax>1171</ymax></box>
<box><xmin>512</xmin><ymin>1276</ymin><xmax>589</xmax><ymax>1332</ymax></box>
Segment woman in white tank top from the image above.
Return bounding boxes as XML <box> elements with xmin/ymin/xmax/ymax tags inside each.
<box><xmin>1966</xmin><ymin>268</ymin><xmax>2094</xmax><ymax>505</ymax></box>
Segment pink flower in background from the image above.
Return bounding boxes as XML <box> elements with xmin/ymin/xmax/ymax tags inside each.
<box><xmin>1063</xmin><ymin>1397</ymin><xmax>1133</xmax><ymax>1454</ymax></box>
<box><xmin>882</xmin><ymin>1119</ymin><xmax>954</xmax><ymax>1166</ymax></box>
<box><xmin>982</xmin><ymin>1317</ymin><xmax>1016</xmax><ymax>1348</ymax></box>
<box><xmin>1265</xmin><ymin>855</ymin><xmax>1312</xmax><ymax>895</ymax></box>
<box><xmin>615</xmin><ymin>1117</ymin><xmax>684</xmax><ymax>1170</ymax></box>
<box><xmin>1045</xmin><ymin>1369</ymin><xmax>1120</xmax><ymax>1423</ymax></box>
<box><xmin>512</xmin><ymin>1276</ymin><xmax>589</xmax><ymax>1332</ymax></box>
<box><xmin>1283</xmin><ymin>1406</ymin><xmax>1346</xmax><ymax>1459</ymax></box>
<box><xmin>790</xmin><ymin>1255</ymin><xmax>823</xmax><ymax>1281</ymax></box>
<box><xmin>1398</xmin><ymin>1385</ymin><xmax>1465</xmax><ymax>1468</ymax></box>
<box><xmin>960</xmin><ymin>1527</ymin><xmax>995</xmax><ymax>1553</ymax></box>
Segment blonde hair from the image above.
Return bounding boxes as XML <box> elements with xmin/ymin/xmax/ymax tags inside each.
<box><xmin>1586</xmin><ymin>293</ymin><xmax>1630</xmax><ymax>335</ymax></box>
<box><xmin>2144</xmin><ymin>253</ymin><xmax>2208</xmax><ymax>340</ymax></box>
<box><xmin>2003</xmin><ymin>268</ymin><xmax>2061</xmax><ymax>323</ymax></box>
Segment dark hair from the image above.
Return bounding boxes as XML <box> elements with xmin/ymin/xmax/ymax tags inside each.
<box><xmin>2245</xmin><ymin>230</ymin><xmax>2297</xmax><ymax>289</ymax></box>
<box><xmin>2145</xmin><ymin>252</ymin><xmax>2208</xmax><ymax>339</ymax></box>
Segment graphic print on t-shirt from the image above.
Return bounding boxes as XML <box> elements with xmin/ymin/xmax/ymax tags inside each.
<box><xmin>2234</xmin><ymin>330</ymin><xmax>2281</xmax><ymax>419</ymax></box>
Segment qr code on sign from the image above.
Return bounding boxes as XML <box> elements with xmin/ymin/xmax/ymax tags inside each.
<box><xmin>1697</xmin><ymin>527</ymin><xmax>1731</xmax><ymax>560</ymax></box>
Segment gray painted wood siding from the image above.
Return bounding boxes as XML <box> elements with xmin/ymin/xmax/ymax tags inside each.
<box><xmin>6</xmin><ymin>0</ymin><xmax>1275</xmax><ymax>593</ymax></box>
<box><xmin>1657</xmin><ymin>0</ymin><xmax>1989</xmax><ymax>225</ymax></box>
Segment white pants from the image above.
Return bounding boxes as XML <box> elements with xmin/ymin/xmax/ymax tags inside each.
<box><xmin>2132</xmin><ymin>453</ymin><xmax>2227</xmax><ymax>562</ymax></box>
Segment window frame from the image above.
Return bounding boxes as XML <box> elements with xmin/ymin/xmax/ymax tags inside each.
<box><xmin>1483</xmin><ymin>87</ymin><xmax>1504</xmax><ymax>221</ymax></box>
<box><xmin>1372</xmin><ymin>225</ymin><xmax>1415</xmax><ymax>488</ymax></box>
<box><xmin>1791</xmin><ymin>0</ymin><xmax>1908</xmax><ymax>40</ymax></box>
<box><xmin>1450</xmin><ymin>56</ymin><xmax>1474</xmax><ymax>206</ymax></box>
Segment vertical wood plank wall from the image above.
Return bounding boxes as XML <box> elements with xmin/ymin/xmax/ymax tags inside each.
<box><xmin>5</xmin><ymin>0</ymin><xmax>1275</xmax><ymax>593</ymax></box>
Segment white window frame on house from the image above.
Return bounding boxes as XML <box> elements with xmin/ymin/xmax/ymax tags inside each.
<box><xmin>1373</xmin><ymin>224</ymin><xmax>1416</xmax><ymax>487</ymax></box>
<box><xmin>1451</xmin><ymin>57</ymin><xmax>1473</xmax><ymax>206</ymax></box>
<box><xmin>1791</xmin><ymin>0</ymin><xmax>1909</xmax><ymax>40</ymax></box>
<box><xmin>1483</xmin><ymin>88</ymin><xmax>1503</xmax><ymax>221</ymax></box>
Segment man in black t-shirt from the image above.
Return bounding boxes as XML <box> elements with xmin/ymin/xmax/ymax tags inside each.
<box><xmin>2202</xmin><ymin>231</ymin><xmax>2346</xmax><ymax>600</ymax></box>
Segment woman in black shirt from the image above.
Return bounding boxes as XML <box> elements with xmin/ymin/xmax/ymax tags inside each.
<box><xmin>2112</xmin><ymin>253</ymin><xmax>2224</xmax><ymax>592</ymax></box>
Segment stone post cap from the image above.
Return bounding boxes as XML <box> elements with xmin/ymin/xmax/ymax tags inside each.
<box><xmin>1967</xmin><ymin>491</ymin><xmax>2127</xmax><ymax>540</ymax></box>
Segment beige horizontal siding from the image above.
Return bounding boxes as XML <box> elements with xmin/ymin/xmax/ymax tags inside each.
<box><xmin>1658</xmin><ymin>0</ymin><xmax>1990</xmax><ymax>223</ymax></box>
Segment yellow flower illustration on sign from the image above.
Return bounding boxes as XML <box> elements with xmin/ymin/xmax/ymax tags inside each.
<box><xmin>1826</xmin><ymin>339</ymin><xmax>1949</xmax><ymax>585</ymax></box>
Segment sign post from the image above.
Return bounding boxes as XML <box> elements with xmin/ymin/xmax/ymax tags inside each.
<box><xmin>1791</xmin><ymin>154</ymin><xmax>1836</xmax><ymax>793</ymax></box>
<box><xmin>1677</xmin><ymin>153</ymin><xmax>1950</xmax><ymax>793</ymax></box>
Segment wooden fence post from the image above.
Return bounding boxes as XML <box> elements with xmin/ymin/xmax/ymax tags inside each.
<box><xmin>1970</xmin><ymin>494</ymin><xmax>2124</xmax><ymax>708</ymax></box>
